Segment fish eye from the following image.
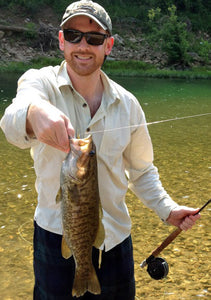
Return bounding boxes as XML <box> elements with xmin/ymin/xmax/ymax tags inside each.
<box><xmin>89</xmin><ymin>150</ymin><xmax>95</xmax><ymax>157</ymax></box>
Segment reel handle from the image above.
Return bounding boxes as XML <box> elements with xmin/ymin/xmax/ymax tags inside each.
<box><xmin>140</xmin><ymin>199</ymin><xmax>211</xmax><ymax>268</ymax></box>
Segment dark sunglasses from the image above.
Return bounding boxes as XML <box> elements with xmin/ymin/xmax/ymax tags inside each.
<box><xmin>63</xmin><ymin>29</ymin><xmax>109</xmax><ymax>46</ymax></box>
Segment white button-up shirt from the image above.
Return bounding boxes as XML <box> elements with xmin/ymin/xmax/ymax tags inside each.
<box><xmin>0</xmin><ymin>61</ymin><xmax>178</xmax><ymax>251</ymax></box>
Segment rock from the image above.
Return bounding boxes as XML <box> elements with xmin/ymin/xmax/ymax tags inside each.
<box><xmin>0</xmin><ymin>31</ymin><xmax>4</xmax><ymax>39</ymax></box>
<box><xmin>129</xmin><ymin>37</ymin><xmax>137</xmax><ymax>43</ymax></box>
<box><xmin>113</xmin><ymin>34</ymin><xmax>125</xmax><ymax>46</ymax></box>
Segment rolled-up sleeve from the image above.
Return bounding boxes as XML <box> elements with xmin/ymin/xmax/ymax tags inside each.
<box><xmin>124</xmin><ymin>103</ymin><xmax>178</xmax><ymax>221</ymax></box>
<box><xmin>0</xmin><ymin>101</ymin><xmax>34</xmax><ymax>148</ymax></box>
<box><xmin>0</xmin><ymin>69</ymin><xmax>48</xmax><ymax>149</ymax></box>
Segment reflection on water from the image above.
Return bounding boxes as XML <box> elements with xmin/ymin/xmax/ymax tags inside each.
<box><xmin>0</xmin><ymin>74</ymin><xmax>211</xmax><ymax>299</ymax></box>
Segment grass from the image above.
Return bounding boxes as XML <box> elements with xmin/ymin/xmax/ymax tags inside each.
<box><xmin>0</xmin><ymin>57</ymin><xmax>63</xmax><ymax>74</ymax></box>
<box><xmin>103</xmin><ymin>60</ymin><xmax>211</xmax><ymax>79</ymax></box>
<box><xmin>0</xmin><ymin>57</ymin><xmax>211</xmax><ymax>79</ymax></box>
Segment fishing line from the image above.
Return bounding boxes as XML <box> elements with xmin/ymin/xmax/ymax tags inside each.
<box><xmin>89</xmin><ymin>112</ymin><xmax>211</xmax><ymax>135</ymax></box>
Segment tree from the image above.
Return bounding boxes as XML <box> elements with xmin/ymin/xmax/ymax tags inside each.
<box><xmin>148</xmin><ymin>5</ymin><xmax>190</xmax><ymax>66</ymax></box>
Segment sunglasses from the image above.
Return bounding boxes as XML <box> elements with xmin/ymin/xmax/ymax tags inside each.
<box><xmin>63</xmin><ymin>29</ymin><xmax>109</xmax><ymax>46</ymax></box>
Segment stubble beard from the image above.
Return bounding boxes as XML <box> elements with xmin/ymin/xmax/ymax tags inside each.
<box><xmin>65</xmin><ymin>52</ymin><xmax>104</xmax><ymax>77</ymax></box>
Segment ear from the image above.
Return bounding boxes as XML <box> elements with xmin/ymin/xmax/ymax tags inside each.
<box><xmin>59</xmin><ymin>30</ymin><xmax>65</xmax><ymax>51</ymax></box>
<box><xmin>105</xmin><ymin>36</ymin><xmax>114</xmax><ymax>56</ymax></box>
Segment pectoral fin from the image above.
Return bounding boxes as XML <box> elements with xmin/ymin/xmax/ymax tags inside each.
<box><xmin>56</xmin><ymin>188</ymin><xmax>62</xmax><ymax>203</ymax></box>
<box><xmin>94</xmin><ymin>205</ymin><xmax>105</xmax><ymax>249</ymax></box>
<box><xmin>61</xmin><ymin>236</ymin><xmax>72</xmax><ymax>259</ymax></box>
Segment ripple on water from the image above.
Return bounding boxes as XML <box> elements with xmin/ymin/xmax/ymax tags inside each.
<box><xmin>1</xmin><ymin>76</ymin><xmax>211</xmax><ymax>299</ymax></box>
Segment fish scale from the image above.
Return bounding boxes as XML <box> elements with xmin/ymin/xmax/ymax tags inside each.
<box><xmin>56</xmin><ymin>135</ymin><xmax>105</xmax><ymax>298</ymax></box>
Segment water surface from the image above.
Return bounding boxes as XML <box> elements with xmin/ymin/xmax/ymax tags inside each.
<box><xmin>0</xmin><ymin>73</ymin><xmax>210</xmax><ymax>299</ymax></box>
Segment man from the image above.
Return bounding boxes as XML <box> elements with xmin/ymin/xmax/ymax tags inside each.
<box><xmin>0</xmin><ymin>1</ymin><xmax>200</xmax><ymax>299</ymax></box>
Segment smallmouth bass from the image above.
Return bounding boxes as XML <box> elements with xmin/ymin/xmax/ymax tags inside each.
<box><xmin>57</xmin><ymin>135</ymin><xmax>104</xmax><ymax>297</ymax></box>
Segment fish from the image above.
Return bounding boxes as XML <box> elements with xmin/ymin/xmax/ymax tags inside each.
<box><xmin>56</xmin><ymin>135</ymin><xmax>104</xmax><ymax>297</ymax></box>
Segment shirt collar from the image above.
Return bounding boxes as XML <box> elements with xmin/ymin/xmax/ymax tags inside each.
<box><xmin>100</xmin><ymin>70</ymin><xmax>120</xmax><ymax>106</ymax></box>
<box><xmin>56</xmin><ymin>61</ymin><xmax>120</xmax><ymax>106</ymax></box>
<box><xmin>56</xmin><ymin>60</ymin><xmax>74</xmax><ymax>89</ymax></box>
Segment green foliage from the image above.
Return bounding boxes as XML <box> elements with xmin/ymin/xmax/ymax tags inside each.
<box><xmin>147</xmin><ymin>5</ymin><xmax>191</xmax><ymax>66</ymax></box>
<box><xmin>1</xmin><ymin>59</ymin><xmax>210</xmax><ymax>79</ymax></box>
<box><xmin>103</xmin><ymin>60</ymin><xmax>154</xmax><ymax>72</ymax></box>
<box><xmin>198</xmin><ymin>40</ymin><xmax>211</xmax><ymax>64</ymax></box>
<box><xmin>24</xmin><ymin>22</ymin><xmax>38</xmax><ymax>39</ymax></box>
<box><xmin>148</xmin><ymin>7</ymin><xmax>161</xmax><ymax>21</ymax></box>
<box><xmin>1</xmin><ymin>0</ymin><xmax>44</xmax><ymax>13</ymax></box>
<box><xmin>0</xmin><ymin>0</ymin><xmax>210</xmax><ymax>68</ymax></box>
<box><xmin>0</xmin><ymin>57</ymin><xmax>62</xmax><ymax>73</ymax></box>
<box><xmin>0</xmin><ymin>0</ymin><xmax>209</xmax><ymax>32</ymax></box>
<box><xmin>193</xmin><ymin>39</ymin><xmax>211</xmax><ymax>64</ymax></box>
<box><xmin>162</xmin><ymin>5</ymin><xmax>190</xmax><ymax>65</ymax></box>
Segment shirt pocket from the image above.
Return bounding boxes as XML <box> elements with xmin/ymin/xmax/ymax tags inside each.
<box><xmin>99</xmin><ymin>127</ymin><xmax>131</xmax><ymax>168</ymax></box>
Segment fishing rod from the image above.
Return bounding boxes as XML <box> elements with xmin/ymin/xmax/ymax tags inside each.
<box><xmin>140</xmin><ymin>199</ymin><xmax>211</xmax><ymax>280</ymax></box>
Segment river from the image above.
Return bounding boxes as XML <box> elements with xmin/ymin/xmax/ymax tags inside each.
<box><xmin>0</xmin><ymin>72</ymin><xmax>210</xmax><ymax>299</ymax></box>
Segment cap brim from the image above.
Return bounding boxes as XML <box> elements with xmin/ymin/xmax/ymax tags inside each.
<box><xmin>60</xmin><ymin>12</ymin><xmax>107</xmax><ymax>31</ymax></box>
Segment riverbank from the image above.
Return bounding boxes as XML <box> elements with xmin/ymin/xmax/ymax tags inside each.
<box><xmin>0</xmin><ymin>5</ymin><xmax>210</xmax><ymax>79</ymax></box>
<box><xmin>0</xmin><ymin>57</ymin><xmax>210</xmax><ymax>79</ymax></box>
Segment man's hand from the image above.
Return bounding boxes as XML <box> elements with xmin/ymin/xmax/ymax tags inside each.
<box><xmin>167</xmin><ymin>206</ymin><xmax>201</xmax><ymax>231</ymax></box>
<box><xmin>26</xmin><ymin>101</ymin><xmax>75</xmax><ymax>152</ymax></box>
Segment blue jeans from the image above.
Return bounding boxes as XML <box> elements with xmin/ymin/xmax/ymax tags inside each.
<box><xmin>33</xmin><ymin>222</ymin><xmax>135</xmax><ymax>300</ymax></box>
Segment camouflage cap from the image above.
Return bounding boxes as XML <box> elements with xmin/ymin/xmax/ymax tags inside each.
<box><xmin>60</xmin><ymin>0</ymin><xmax>112</xmax><ymax>34</ymax></box>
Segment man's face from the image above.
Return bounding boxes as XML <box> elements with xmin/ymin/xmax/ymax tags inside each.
<box><xmin>59</xmin><ymin>16</ymin><xmax>114</xmax><ymax>77</ymax></box>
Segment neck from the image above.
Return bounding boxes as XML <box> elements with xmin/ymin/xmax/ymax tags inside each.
<box><xmin>67</xmin><ymin>68</ymin><xmax>104</xmax><ymax>117</ymax></box>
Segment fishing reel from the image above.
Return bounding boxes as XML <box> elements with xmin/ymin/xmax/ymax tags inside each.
<box><xmin>146</xmin><ymin>256</ymin><xmax>169</xmax><ymax>280</ymax></box>
<box><xmin>141</xmin><ymin>200</ymin><xmax>210</xmax><ymax>281</ymax></box>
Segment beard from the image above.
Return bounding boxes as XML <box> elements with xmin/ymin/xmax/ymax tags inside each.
<box><xmin>64</xmin><ymin>51</ymin><xmax>105</xmax><ymax>77</ymax></box>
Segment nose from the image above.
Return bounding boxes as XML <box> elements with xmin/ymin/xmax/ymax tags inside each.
<box><xmin>77</xmin><ymin>36</ymin><xmax>90</xmax><ymax>49</ymax></box>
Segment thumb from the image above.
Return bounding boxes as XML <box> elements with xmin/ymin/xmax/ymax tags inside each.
<box><xmin>64</xmin><ymin>116</ymin><xmax>75</xmax><ymax>138</ymax></box>
<box><xmin>180</xmin><ymin>206</ymin><xmax>200</xmax><ymax>217</ymax></box>
<box><xmin>172</xmin><ymin>206</ymin><xmax>199</xmax><ymax>219</ymax></box>
<box><xmin>186</xmin><ymin>207</ymin><xmax>200</xmax><ymax>216</ymax></box>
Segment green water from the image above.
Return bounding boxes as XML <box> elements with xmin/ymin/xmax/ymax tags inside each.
<box><xmin>0</xmin><ymin>73</ymin><xmax>211</xmax><ymax>299</ymax></box>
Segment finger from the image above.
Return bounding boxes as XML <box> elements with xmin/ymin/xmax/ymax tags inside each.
<box><xmin>39</xmin><ymin>131</ymin><xmax>62</xmax><ymax>151</ymax></box>
<box><xmin>189</xmin><ymin>214</ymin><xmax>201</xmax><ymax>221</ymax></box>
<box><xmin>54</xmin><ymin>124</ymin><xmax>70</xmax><ymax>152</ymax></box>
<box><xmin>180</xmin><ymin>214</ymin><xmax>199</xmax><ymax>231</ymax></box>
<box><xmin>190</xmin><ymin>208</ymin><xmax>201</xmax><ymax>216</ymax></box>
<box><xmin>37</xmin><ymin>122</ymin><xmax>68</xmax><ymax>152</ymax></box>
<box><xmin>180</xmin><ymin>223</ymin><xmax>191</xmax><ymax>231</ymax></box>
<box><xmin>40</xmin><ymin>114</ymin><xmax>72</xmax><ymax>152</ymax></box>
<box><xmin>28</xmin><ymin>102</ymin><xmax>74</xmax><ymax>152</ymax></box>
<box><xmin>64</xmin><ymin>117</ymin><xmax>75</xmax><ymax>139</ymax></box>
<box><xmin>181</xmin><ymin>207</ymin><xmax>199</xmax><ymax>216</ymax></box>
<box><xmin>180</xmin><ymin>220</ymin><xmax>193</xmax><ymax>231</ymax></box>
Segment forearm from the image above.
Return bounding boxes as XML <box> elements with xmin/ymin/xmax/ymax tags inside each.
<box><xmin>0</xmin><ymin>101</ymin><xmax>37</xmax><ymax>149</ymax></box>
<box><xmin>25</xmin><ymin>101</ymin><xmax>74</xmax><ymax>152</ymax></box>
<box><xmin>26</xmin><ymin>106</ymin><xmax>35</xmax><ymax>137</ymax></box>
<box><xmin>128</xmin><ymin>164</ymin><xmax>179</xmax><ymax>221</ymax></box>
<box><xmin>1</xmin><ymin>68</ymin><xmax>46</xmax><ymax>148</ymax></box>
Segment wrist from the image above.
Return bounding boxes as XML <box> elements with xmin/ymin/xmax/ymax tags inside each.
<box><xmin>26</xmin><ymin>105</ymin><xmax>35</xmax><ymax>137</ymax></box>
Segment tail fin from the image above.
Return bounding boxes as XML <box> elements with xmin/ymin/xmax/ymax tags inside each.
<box><xmin>72</xmin><ymin>265</ymin><xmax>101</xmax><ymax>297</ymax></box>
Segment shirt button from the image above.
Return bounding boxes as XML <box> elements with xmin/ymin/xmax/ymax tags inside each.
<box><xmin>82</xmin><ymin>103</ymin><xmax>87</xmax><ymax>108</ymax></box>
<box><xmin>86</xmin><ymin>128</ymin><xmax>90</xmax><ymax>132</ymax></box>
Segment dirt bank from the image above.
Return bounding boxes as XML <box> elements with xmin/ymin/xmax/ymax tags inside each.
<box><xmin>0</xmin><ymin>6</ymin><xmax>169</xmax><ymax>66</ymax></box>
<box><xmin>0</xmin><ymin>6</ymin><xmax>208</xmax><ymax>68</ymax></box>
